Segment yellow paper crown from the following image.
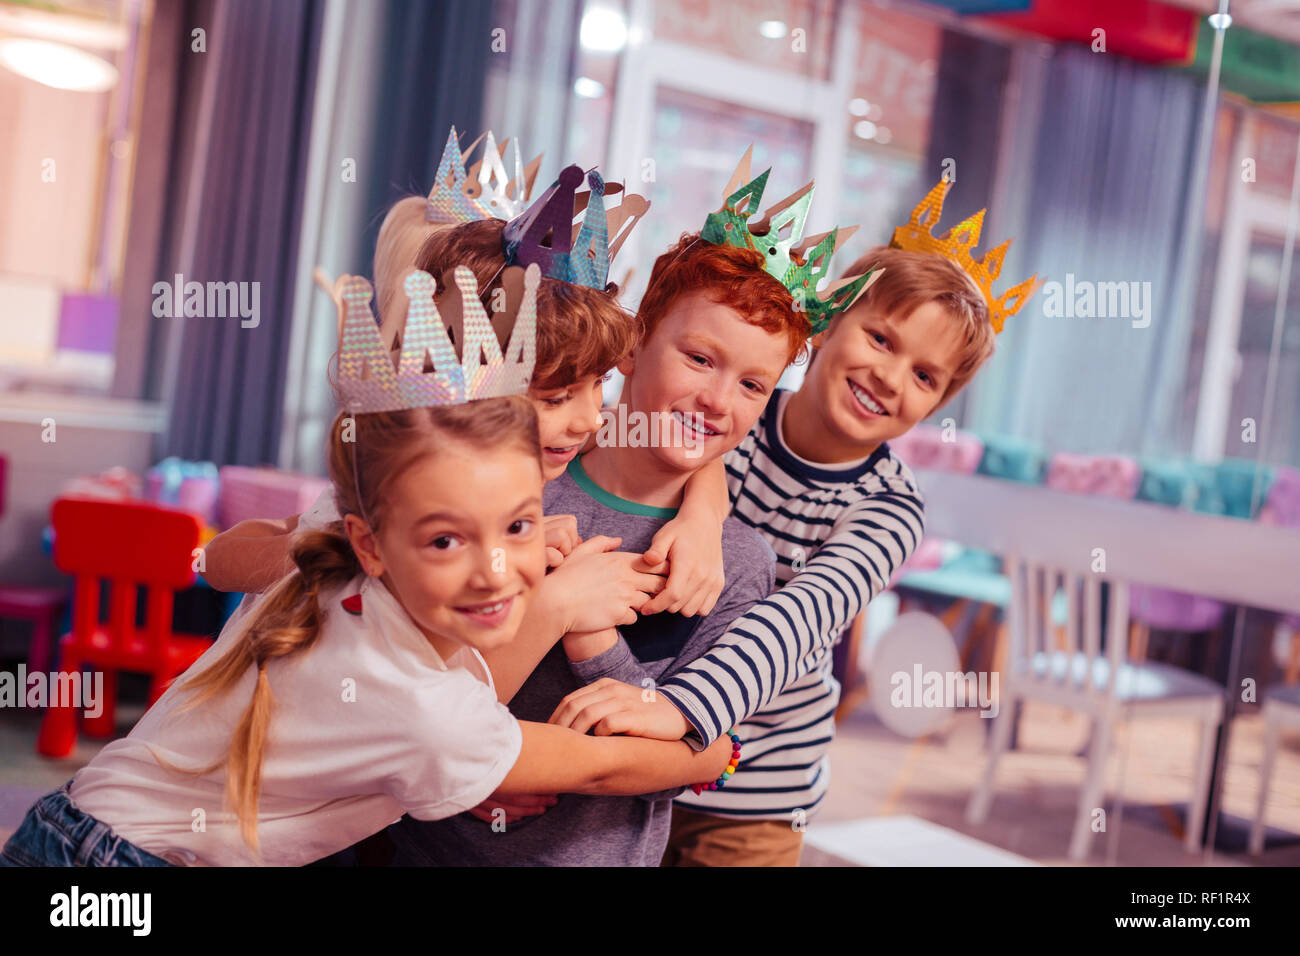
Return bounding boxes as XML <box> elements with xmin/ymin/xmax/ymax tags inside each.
<box><xmin>890</xmin><ymin>179</ymin><xmax>1041</xmax><ymax>333</ymax></box>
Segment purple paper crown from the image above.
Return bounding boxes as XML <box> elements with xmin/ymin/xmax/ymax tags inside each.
<box><xmin>501</xmin><ymin>164</ymin><xmax>649</xmax><ymax>291</ymax></box>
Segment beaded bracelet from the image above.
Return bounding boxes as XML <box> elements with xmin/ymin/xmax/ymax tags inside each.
<box><xmin>691</xmin><ymin>729</ymin><xmax>741</xmax><ymax>795</ymax></box>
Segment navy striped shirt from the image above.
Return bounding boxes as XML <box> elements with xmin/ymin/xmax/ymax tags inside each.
<box><xmin>660</xmin><ymin>389</ymin><xmax>925</xmax><ymax>820</ymax></box>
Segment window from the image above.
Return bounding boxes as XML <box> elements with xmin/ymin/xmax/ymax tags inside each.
<box><xmin>0</xmin><ymin>0</ymin><xmax>150</xmax><ymax>397</ymax></box>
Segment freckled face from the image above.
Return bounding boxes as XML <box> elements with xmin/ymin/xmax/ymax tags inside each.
<box><xmin>621</xmin><ymin>292</ymin><xmax>789</xmax><ymax>472</ymax></box>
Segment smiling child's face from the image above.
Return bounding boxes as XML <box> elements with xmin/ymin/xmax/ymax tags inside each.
<box><xmin>529</xmin><ymin>374</ymin><xmax>608</xmax><ymax>481</ymax></box>
<box><xmin>619</xmin><ymin>291</ymin><xmax>789</xmax><ymax>473</ymax></box>
<box><xmin>808</xmin><ymin>299</ymin><xmax>966</xmax><ymax>455</ymax></box>
<box><xmin>347</xmin><ymin>438</ymin><xmax>546</xmax><ymax>660</ymax></box>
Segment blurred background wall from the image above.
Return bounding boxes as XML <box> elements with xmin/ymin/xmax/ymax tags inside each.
<box><xmin>2</xmin><ymin>0</ymin><xmax>1299</xmax><ymax>582</ymax></box>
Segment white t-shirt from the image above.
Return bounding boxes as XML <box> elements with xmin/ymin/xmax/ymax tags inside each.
<box><xmin>69</xmin><ymin>575</ymin><xmax>521</xmax><ymax>866</ymax></box>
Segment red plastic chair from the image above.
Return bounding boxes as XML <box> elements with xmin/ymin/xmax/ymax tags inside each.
<box><xmin>37</xmin><ymin>497</ymin><xmax>213</xmax><ymax>757</ymax></box>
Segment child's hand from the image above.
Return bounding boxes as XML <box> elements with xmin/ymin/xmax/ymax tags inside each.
<box><xmin>545</xmin><ymin>536</ymin><xmax>667</xmax><ymax>633</ymax></box>
<box><xmin>549</xmin><ymin>677</ymin><xmax>691</xmax><ymax>741</ymax></box>
<box><xmin>639</xmin><ymin>514</ymin><xmax>724</xmax><ymax>617</ymax></box>
<box><xmin>466</xmin><ymin>791</ymin><xmax>558</xmax><ymax>825</ymax></box>
<box><xmin>543</xmin><ymin>513</ymin><xmax>579</xmax><ymax>568</ymax></box>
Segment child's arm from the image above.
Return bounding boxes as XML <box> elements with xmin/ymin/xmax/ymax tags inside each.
<box><xmin>201</xmin><ymin>516</ymin><xmax>300</xmax><ymax>593</ymax></box>
<box><xmin>551</xmin><ymin>533</ymin><xmax>777</xmax><ymax>741</ymax></box>
<box><xmin>639</xmin><ymin>458</ymin><xmax>729</xmax><ymax>616</ymax></box>
<box><xmin>496</xmin><ymin>720</ymin><xmax>732</xmax><ymax>797</ymax></box>
<box><xmin>479</xmin><ymin>536</ymin><xmax>667</xmax><ymax>703</ymax></box>
<box><xmin>555</xmin><ymin>491</ymin><xmax>925</xmax><ymax>747</ymax></box>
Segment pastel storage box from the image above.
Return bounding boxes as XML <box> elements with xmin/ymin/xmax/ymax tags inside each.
<box><xmin>217</xmin><ymin>466</ymin><xmax>332</xmax><ymax>529</ymax></box>
<box><xmin>887</xmin><ymin>424</ymin><xmax>984</xmax><ymax>474</ymax></box>
<box><xmin>1189</xmin><ymin>459</ymin><xmax>1274</xmax><ymax>520</ymax></box>
<box><xmin>975</xmin><ymin>434</ymin><xmax>1046</xmax><ymax>485</ymax></box>
<box><xmin>1046</xmin><ymin>453</ymin><xmax>1141</xmax><ymax>499</ymax></box>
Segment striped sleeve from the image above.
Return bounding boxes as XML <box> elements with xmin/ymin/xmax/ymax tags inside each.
<box><xmin>657</xmin><ymin>490</ymin><xmax>925</xmax><ymax>748</ymax></box>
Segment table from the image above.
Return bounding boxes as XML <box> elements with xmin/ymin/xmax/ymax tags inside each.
<box><xmin>911</xmin><ymin>469</ymin><xmax>1300</xmax><ymax>851</ymax></box>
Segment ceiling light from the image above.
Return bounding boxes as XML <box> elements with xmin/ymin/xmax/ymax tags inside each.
<box><xmin>580</xmin><ymin>7</ymin><xmax>629</xmax><ymax>52</ymax></box>
<box><xmin>0</xmin><ymin>38</ymin><xmax>118</xmax><ymax>92</ymax></box>
<box><xmin>573</xmin><ymin>76</ymin><xmax>605</xmax><ymax>98</ymax></box>
<box><xmin>0</xmin><ymin>7</ymin><xmax>128</xmax><ymax>51</ymax></box>
<box><xmin>759</xmin><ymin>20</ymin><xmax>787</xmax><ymax>39</ymax></box>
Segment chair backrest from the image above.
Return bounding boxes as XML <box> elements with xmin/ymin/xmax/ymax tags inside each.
<box><xmin>1003</xmin><ymin>554</ymin><xmax>1129</xmax><ymax>705</ymax></box>
<box><xmin>51</xmin><ymin>497</ymin><xmax>203</xmax><ymax>658</ymax></box>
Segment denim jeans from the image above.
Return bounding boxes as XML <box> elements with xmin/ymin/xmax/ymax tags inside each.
<box><xmin>0</xmin><ymin>782</ymin><xmax>173</xmax><ymax>867</ymax></box>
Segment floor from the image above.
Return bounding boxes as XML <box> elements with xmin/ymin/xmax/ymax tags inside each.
<box><xmin>3</xmin><ymin>688</ymin><xmax>1298</xmax><ymax>866</ymax></box>
<box><xmin>803</xmin><ymin>701</ymin><xmax>1300</xmax><ymax>866</ymax></box>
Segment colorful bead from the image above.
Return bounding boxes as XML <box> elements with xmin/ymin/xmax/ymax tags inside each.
<box><xmin>696</xmin><ymin>731</ymin><xmax>742</xmax><ymax>794</ymax></box>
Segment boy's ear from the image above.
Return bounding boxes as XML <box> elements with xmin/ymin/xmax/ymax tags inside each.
<box><xmin>617</xmin><ymin>350</ymin><xmax>637</xmax><ymax>376</ymax></box>
<box><xmin>343</xmin><ymin>514</ymin><xmax>384</xmax><ymax>578</ymax></box>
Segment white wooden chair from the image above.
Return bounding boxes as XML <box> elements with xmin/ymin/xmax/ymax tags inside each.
<box><xmin>1249</xmin><ymin>683</ymin><xmax>1300</xmax><ymax>855</ymax></box>
<box><xmin>965</xmin><ymin>555</ymin><xmax>1224</xmax><ymax>861</ymax></box>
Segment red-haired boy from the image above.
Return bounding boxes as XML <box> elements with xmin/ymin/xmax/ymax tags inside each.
<box><xmin>553</xmin><ymin>183</ymin><xmax>1039</xmax><ymax>866</ymax></box>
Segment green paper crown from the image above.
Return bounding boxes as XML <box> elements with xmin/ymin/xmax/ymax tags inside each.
<box><xmin>700</xmin><ymin>147</ymin><xmax>878</xmax><ymax>334</ymax></box>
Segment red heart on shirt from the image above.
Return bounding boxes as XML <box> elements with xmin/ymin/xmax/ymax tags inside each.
<box><xmin>341</xmin><ymin>593</ymin><xmax>363</xmax><ymax>616</ymax></box>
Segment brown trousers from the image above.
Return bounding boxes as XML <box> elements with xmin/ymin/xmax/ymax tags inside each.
<box><xmin>661</xmin><ymin>805</ymin><xmax>803</xmax><ymax>867</ymax></box>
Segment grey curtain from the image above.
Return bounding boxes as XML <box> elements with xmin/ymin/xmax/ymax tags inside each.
<box><xmin>352</xmin><ymin>0</ymin><xmax>497</xmax><ymax>269</ymax></box>
<box><xmin>922</xmin><ymin>29</ymin><xmax>1011</xmax><ymax>231</ymax></box>
<box><xmin>153</xmin><ymin>0</ymin><xmax>499</xmax><ymax>466</ymax></box>
<box><xmin>152</xmin><ymin>0</ymin><xmax>323</xmax><ymax>466</ymax></box>
<box><xmin>962</xmin><ymin>44</ymin><xmax>1205</xmax><ymax>458</ymax></box>
<box><xmin>279</xmin><ymin>0</ymin><xmax>498</xmax><ymax>474</ymax></box>
<box><xmin>919</xmin><ymin>29</ymin><xmax>1011</xmax><ymax>428</ymax></box>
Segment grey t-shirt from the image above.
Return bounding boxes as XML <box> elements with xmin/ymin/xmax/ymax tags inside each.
<box><xmin>387</xmin><ymin>456</ymin><xmax>776</xmax><ymax>866</ymax></box>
